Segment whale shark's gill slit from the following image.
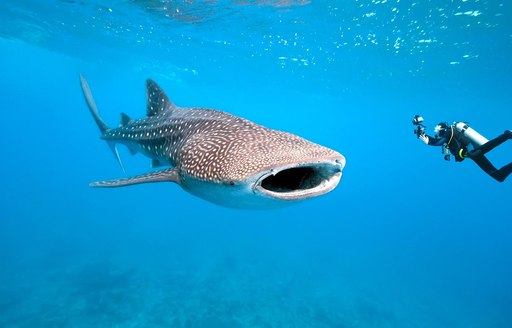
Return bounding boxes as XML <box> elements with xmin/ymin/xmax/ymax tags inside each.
<box><xmin>260</xmin><ymin>166</ymin><xmax>327</xmax><ymax>193</ymax></box>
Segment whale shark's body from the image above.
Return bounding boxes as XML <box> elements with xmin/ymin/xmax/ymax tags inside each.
<box><xmin>80</xmin><ymin>75</ymin><xmax>345</xmax><ymax>208</ymax></box>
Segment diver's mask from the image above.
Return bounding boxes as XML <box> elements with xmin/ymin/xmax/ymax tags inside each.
<box><xmin>434</xmin><ymin>122</ymin><xmax>449</xmax><ymax>138</ymax></box>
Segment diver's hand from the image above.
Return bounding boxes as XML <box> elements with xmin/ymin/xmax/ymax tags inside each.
<box><xmin>418</xmin><ymin>134</ymin><xmax>429</xmax><ymax>144</ymax></box>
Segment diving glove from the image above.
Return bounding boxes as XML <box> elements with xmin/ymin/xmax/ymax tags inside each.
<box><xmin>419</xmin><ymin>134</ymin><xmax>429</xmax><ymax>144</ymax></box>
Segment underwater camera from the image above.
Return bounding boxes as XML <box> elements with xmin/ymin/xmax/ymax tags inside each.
<box><xmin>412</xmin><ymin>114</ymin><xmax>426</xmax><ymax>137</ymax></box>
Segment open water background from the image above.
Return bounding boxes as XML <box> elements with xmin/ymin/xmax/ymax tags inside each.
<box><xmin>0</xmin><ymin>1</ymin><xmax>511</xmax><ymax>327</ymax></box>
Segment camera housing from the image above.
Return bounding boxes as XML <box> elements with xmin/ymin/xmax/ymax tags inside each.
<box><xmin>412</xmin><ymin>115</ymin><xmax>424</xmax><ymax>125</ymax></box>
<box><xmin>412</xmin><ymin>115</ymin><xmax>426</xmax><ymax>137</ymax></box>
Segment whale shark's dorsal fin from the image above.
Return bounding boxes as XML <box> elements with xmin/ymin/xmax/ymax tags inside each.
<box><xmin>120</xmin><ymin>112</ymin><xmax>132</xmax><ymax>127</ymax></box>
<box><xmin>146</xmin><ymin>79</ymin><xmax>177</xmax><ymax>117</ymax></box>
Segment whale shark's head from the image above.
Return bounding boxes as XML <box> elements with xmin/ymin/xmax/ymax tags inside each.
<box><xmin>178</xmin><ymin>128</ymin><xmax>345</xmax><ymax>208</ymax></box>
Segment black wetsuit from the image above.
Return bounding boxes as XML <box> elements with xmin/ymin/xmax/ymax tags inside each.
<box><xmin>425</xmin><ymin>127</ymin><xmax>469</xmax><ymax>162</ymax></box>
<box><xmin>425</xmin><ymin>127</ymin><xmax>512</xmax><ymax>182</ymax></box>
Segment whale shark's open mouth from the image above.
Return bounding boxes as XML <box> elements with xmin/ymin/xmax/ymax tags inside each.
<box><xmin>254</xmin><ymin>160</ymin><xmax>344</xmax><ymax>200</ymax></box>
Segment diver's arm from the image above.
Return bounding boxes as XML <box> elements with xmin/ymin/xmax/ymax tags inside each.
<box><xmin>419</xmin><ymin>133</ymin><xmax>446</xmax><ymax>146</ymax></box>
<box><xmin>429</xmin><ymin>136</ymin><xmax>446</xmax><ymax>146</ymax></box>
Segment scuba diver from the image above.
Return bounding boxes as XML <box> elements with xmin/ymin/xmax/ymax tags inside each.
<box><xmin>412</xmin><ymin>115</ymin><xmax>512</xmax><ymax>182</ymax></box>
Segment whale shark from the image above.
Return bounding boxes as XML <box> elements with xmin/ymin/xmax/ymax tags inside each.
<box><xmin>80</xmin><ymin>75</ymin><xmax>345</xmax><ymax>208</ymax></box>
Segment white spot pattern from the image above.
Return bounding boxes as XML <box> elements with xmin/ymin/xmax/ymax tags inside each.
<box><xmin>103</xmin><ymin>85</ymin><xmax>342</xmax><ymax>183</ymax></box>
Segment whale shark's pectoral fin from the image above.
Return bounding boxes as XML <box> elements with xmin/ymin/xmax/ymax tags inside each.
<box><xmin>90</xmin><ymin>168</ymin><xmax>180</xmax><ymax>188</ymax></box>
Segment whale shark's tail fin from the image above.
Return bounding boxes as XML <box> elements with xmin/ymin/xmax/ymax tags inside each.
<box><xmin>80</xmin><ymin>74</ymin><xmax>125</xmax><ymax>172</ymax></box>
<box><xmin>80</xmin><ymin>74</ymin><xmax>109</xmax><ymax>134</ymax></box>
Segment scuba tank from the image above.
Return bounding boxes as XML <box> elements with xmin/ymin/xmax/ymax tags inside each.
<box><xmin>453</xmin><ymin>122</ymin><xmax>489</xmax><ymax>148</ymax></box>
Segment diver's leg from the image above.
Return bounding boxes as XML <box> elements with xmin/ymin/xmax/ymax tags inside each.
<box><xmin>471</xmin><ymin>156</ymin><xmax>500</xmax><ymax>181</ymax></box>
<box><xmin>491</xmin><ymin>162</ymin><xmax>512</xmax><ymax>182</ymax></box>
<box><xmin>472</xmin><ymin>154</ymin><xmax>512</xmax><ymax>182</ymax></box>
<box><xmin>472</xmin><ymin>130</ymin><xmax>512</xmax><ymax>155</ymax></box>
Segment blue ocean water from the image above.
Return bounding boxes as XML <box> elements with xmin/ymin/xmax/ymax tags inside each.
<box><xmin>0</xmin><ymin>0</ymin><xmax>511</xmax><ymax>327</ymax></box>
